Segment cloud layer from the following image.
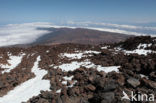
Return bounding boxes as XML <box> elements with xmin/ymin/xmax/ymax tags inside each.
<box><xmin>67</xmin><ymin>21</ymin><xmax>156</xmax><ymax>31</ymax></box>
<box><xmin>66</xmin><ymin>21</ymin><xmax>156</xmax><ymax>36</ymax></box>
<box><xmin>0</xmin><ymin>22</ymin><xmax>52</xmax><ymax>46</ymax></box>
<box><xmin>0</xmin><ymin>22</ymin><xmax>155</xmax><ymax>47</ymax></box>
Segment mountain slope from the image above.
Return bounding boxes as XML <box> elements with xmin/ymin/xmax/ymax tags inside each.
<box><xmin>33</xmin><ymin>27</ymin><xmax>133</xmax><ymax>45</ymax></box>
<box><xmin>0</xmin><ymin>36</ymin><xmax>155</xmax><ymax>103</ymax></box>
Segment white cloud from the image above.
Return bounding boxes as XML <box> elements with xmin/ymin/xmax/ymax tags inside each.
<box><xmin>0</xmin><ymin>22</ymin><xmax>52</xmax><ymax>46</ymax></box>
<box><xmin>67</xmin><ymin>21</ymin><xmax>156</xmax><ymax>31</ymax></box>
<box><xmin>87</xmin><ymin>27</ymin><xmax>154</xmax><ymax>36</ymax></box>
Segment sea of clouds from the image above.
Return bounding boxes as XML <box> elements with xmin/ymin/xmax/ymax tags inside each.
<box><xmin>66</xmin><ymin>21</ymin><xmax>156</xmax><ymax>36</ymax></box>
<box><xmin>0</xmin><ymin>22</ymin><xmax>155</xmax><ymax>47</ymax></box>
<box><xmin>0</xmin><ymin>22</ymin><xmax>52</xmax><ymax>46</ymax></box>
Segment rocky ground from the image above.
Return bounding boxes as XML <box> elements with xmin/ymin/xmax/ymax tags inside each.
<box><xmin>0</xmin><ymin>36</ymin><xmax>155</xmax><ymax>103</ymax></box>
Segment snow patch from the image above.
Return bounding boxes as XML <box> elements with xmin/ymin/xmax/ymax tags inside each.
<box><xmin>54</xmin><ymin>61</ymin><xmax>91</xmax><ymax>72</ymax></box>
<box><xmin>83</xmin><ymin>50</ymin><xmax>101</xmax><ymax>54</ymax></box>
<box><xmin>0</xmin><ymin>56</ymin><xmax>50</xmax><ymax>103</ymax></box>
<box><xmin>96</xmin><ymin>66</ymin><xmax>120</xmax><ymax>73</ymax></box>
<box><xmin>62</xmin><ymin>76</ymin><xmax>77</xmax><ymax>88</ymax></box>
<box><xmin>46</xmin><ymin>50</ymin><xmax>50</xmax><ymax>53</ymax></box>
<box><xmin>137</xmin><ymin>43</ymin><xmax>152</xmax><ymax>49</ymax></box>
<box><xmin>63</xmin><ymin>76</ymin><xmax>74</xmax><ymax>81</ymax></box>
<box><xmin>68</xmin><ymin>80</ymin><xmax>77</xmax><ymax>88</ymax></box>
<box><xmin>61</xmin><ymin>53</ymin><xmax>84</xmax><ymax>59</ymax></box>
<box><xmin>115</xmin><ymin>43</ymin><xmax>155</xmax><ymax>56</ymax></box>
<box><xmin>60</xmin><ymin>50</ymin><xmax>101</xmax><ymax>59</ymax></box>
<box><xmin>1</xmin><ymin>53</ymin><xmax>25</xmax><ymax>74</ymax></box>
<box><xmin>62</xmin><ymin>81</ymin><xmax>67</xmax><ymax>85</ymax></box>
<box><xmin>101</xmin><ymin>46</ymin><xmax>109</xmax><ymax>49</ymax></box>
<box><xmin>140</xmin><ymin>74</ymin><xmax>149</xmax><ymax>79</ymax></box>
<box><xmin>56</xmin><ymin>89</ymin><xmax>61</xmax><ymax>93</ymax></box>
<box><xmin>123</xmin><ymin>49</ymin><xmax>153</xmax><ymax>55</ymax></box>
<box><xmin>53</xmin><ymin>60</ymin><xmax>120</xmax><ymax>73</ymax></box>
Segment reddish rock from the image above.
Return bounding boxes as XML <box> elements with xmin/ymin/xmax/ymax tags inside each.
<box><xmin>85</xmin><ymin>84</ymin><xmax>96</xmax><ymax>91</ymax></box>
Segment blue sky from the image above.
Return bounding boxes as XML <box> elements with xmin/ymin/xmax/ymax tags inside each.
<box><xmin>0</xmin><ymin>0</ymin><xmax>156</xmax><ymax>24</ymax></box>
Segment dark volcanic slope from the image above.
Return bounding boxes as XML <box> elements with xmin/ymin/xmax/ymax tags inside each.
<box><xmin>0</xmin><ymin>36</ymin><xmax>156</xmax><ymax>103</ymax></box>
<box><xmin>34</xmin><ymin>27</ymin><xmax>133</xmax><ymax>45</ymax></box>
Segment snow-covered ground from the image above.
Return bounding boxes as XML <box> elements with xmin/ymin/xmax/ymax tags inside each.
<box><xmin>0</xmin><ymin>56</ymin><xmax>50</xmax><ymax>103</ymax></box>
<box><xmin>101</xmin><ymin>46</ymin><xmax>110</xmax><ymax>49</ymax></box>
<box><xmin>54</xmin><ymin>61</ymin><xmax>91</xmax><ymax>72</ymax></box>
<box><xmin>46</xmin><ymin>50</ymin><xmax>50</xmax><ymax>53</ymax></box>
<box><xmin>61</xmin><ymin>75</ymin><xmax>77</xmax><ymax>88</ymax></box>
<box><xmin>140</xmin><ymin>74</ymin><xmax>149</xmax><ymax>79</ymax></box>
<box><xmin>60</xmin><ymin>53</ymin><xmax>84</xmax><ymax>59</ymax></box>
<box><xmin>53</xmin><ymin>60</ymin><xmax>120</xmax><ymax>73</ymax></box>
<box><xmin>0</xmin><ymin>53</ymin><xmax>25</xmax><ymax>74</ymax></box>
<box><xmin>63</xmin><ymin>75</ymin><xmax>74</xmax><ymax>81</ymax></box>
<box><xmin>123</xmin><ymin>49</ymin><xmax>153</xmax><ymax>55</ymax></box>
<box><xmin>96</xmin><ymin>65</ymin><xmax>120</xmax><ymax>73</ymax></box>
<box><xmin>115</xmin><ymin>43</ymin><xmax>156</xmax><ymax>55</ymax></box>
<box><xmin>53</xmin><ymin>50</ymin><xmax>119</xmax><ymax>73</ymax></box>
<box><xmin>137</xmin><ymin>43</ymin><xmax>152</xmax><ymax>49</ymax></box>
<box><xmin>68</xmin><ymin>80</ymin><xmax>77</xmax><ymax>88</ymax></box>
<box><xmin>60</xmin><ymin>50</ymin><xmax>101</xmax><ymax>59</ymax></box>
<box><xmin>62</xmin><ymin>75</ymin><xmax>74</xmax><ymax>85</ymax></box>
<box><xmin>56</xmin><ymin>89</ymin><xmax>61</xmax><ymax>93</ymax></box>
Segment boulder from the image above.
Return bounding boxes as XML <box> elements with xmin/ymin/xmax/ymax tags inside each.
<box><xmin>85</xmin><ymin>84</ymin><xmax>96</xmax><ymax>91</ymax></box>
<box><xmin>102</xmin><ymin>80</ymin><xmax>118</xmax><ymax>92</ymax></box>
<box><xmin>100</xmin><ymin>92</ymin><xmax>115</xmax><ymax>103</ymax></box>
<box><xmin>127</xmin><ymin>77</ymin><xmax>140</xmax><ymax>88</ymax></box>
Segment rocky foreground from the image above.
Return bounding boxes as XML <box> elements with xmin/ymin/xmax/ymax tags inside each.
<box><xmin>0</xmin><ymin>36</ymin><xmax>156</xmax><ymax>103</ymax></box>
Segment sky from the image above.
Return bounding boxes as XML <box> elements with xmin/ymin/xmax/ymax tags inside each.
<box><xmin>0</xmin><ymin>0</ymin><xmax>156</xmax><ymax>24</ymax></box>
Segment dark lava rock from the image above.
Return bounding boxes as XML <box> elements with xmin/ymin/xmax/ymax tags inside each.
<box><xmin>96</xmin><ymin>79</ymin><xmax>118</xmax><ymax>92</ymax></box>
<box><xmin>100</xmin><ymin>92</ymin><xmax>115</xmax><ymax>103</ymax></box>
<box><xmin>142</xmin><ymin>78</ymin><xmax>156</xmax><ymax>89</ymax></box>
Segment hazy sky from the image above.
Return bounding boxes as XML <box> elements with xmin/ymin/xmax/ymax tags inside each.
<box><xmin>0</xmin><ymin>0</ymin><xmax>156</xmax><ymax>24</ymax></box>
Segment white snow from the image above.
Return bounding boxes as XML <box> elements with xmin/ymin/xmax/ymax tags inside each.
<box><xmin>53</xmin><ymin>60</ymin><xmax>120</xmax><ymax>73</ymax></box>
<box><xmin>123</xmin><ymin>49</ymin><xmax>153</xmax><ymax>55</ymax></box>
<box><xmin>55</xmin><ymin>61</ymin><xmax>91</xmax><ymax>72</ymax></box>
<box><xmin>83</xmin><ymin>50</ymin><xmax>101</xmax><ymax>54</ymax></box>
<box><xmin>96</xmin><ymin>66</ymin><xmax>120</xmax><ymax>73</ymax></box>
<box><xmin>1</xmin><ymin>53</ymin><xmax>25</xmax><ymax>74</ymax></box>
<box><xmin>62</xmin><ymin>81</ymin><xmax>67</xmax><ymax>85</ymax></box>
<box><xmin>61</xmin><ymin>53</ymin><xmax>84</xmax><ymax>59</ymax></box>
<box><xmin>62</xmin><ymin>76</ymin><xmax>77</xmax><ymax>88</ymax></box>
<box><xmin>101</xmin><ymin>46</ymin><xmax>109</xmax><ymax>49</ymax></box>
<box><xmin>46</xmin><ymin>50</ymin><xmax>50</xmax><ymax>53</ymax></box>
<box><xmin>68</xmin><ymin>80</ymin><xmax>77</xmax><ymax>88</ymax></box>
<box><xmin>137</xmin><ymin>43</ymin><xmax>152</xmax><ymax>49</ymax></box>
<box><xmin>31</xmin><ymin>53</ymin><xmax>35</xmax><ymax>56</ymax></box>
<box><xmin>63</xmin><ymin>76</ymin><xmax>74</xmax><ymax>81</ymax></box>
<box><xmin>60</xmin><ymin>50</ymin><xmax>101</xmax><ymax>59</ymax></box>
<box><xmin>140</xmin><ymin>74</ymin><xmax>149</xmax><ymax>79</ymax></box>
<box><xmin>56</xmin><ymin>89</ymin><xmax>61</xmax><ymax>93</ymax></box>
<box><xmin>0</xmin><ymin>56</ymin><xmax>50</xmax><ymax>103</ymax></box>
<box><xmin>115</xmin><ymin>43</ymin><xmax>155</xmax><ymax>56</ymax></box>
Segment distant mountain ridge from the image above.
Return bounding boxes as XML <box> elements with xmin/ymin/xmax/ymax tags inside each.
<box><xmin>33</xmin><ymin>27</ymin><xmax>133</xmax><ymax>45</ymax></box>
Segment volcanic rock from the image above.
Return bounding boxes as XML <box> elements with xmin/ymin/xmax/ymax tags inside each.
<box><xmin>127</xmin><ymin>77</ymin><xmax>140</xmax><ymax>88</ymax></box>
